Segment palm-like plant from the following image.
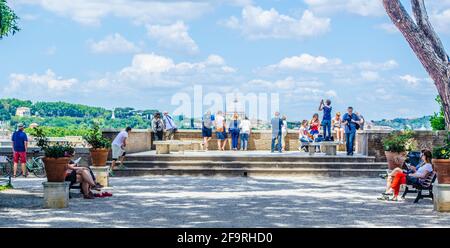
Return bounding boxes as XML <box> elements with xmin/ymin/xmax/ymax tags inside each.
<box><xmin>0</xmin><ymin>0</ymin><xmax>20</xmax><ymax>39</ymax></box>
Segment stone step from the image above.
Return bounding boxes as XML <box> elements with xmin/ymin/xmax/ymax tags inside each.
<box><xmin>113</xmin><ymin>167</ymin><xmax>386</xmax><ymax>177</ymax></box>
<box><xmin>110</xmin><ymin>161</ymin><xmax>387</xmax><ymax>170</ymax></box>
<box><xmin>125</xmin><ymin>155</ymin><xmax>376</xmax><ymax>163</ymax></box>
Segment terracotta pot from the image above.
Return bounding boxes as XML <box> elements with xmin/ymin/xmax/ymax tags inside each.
<box><xmin>43</xmin><ymin>157</ymin><xmax>70</xmax><ymax>182</ymax></box>
<box><xmin>90</xmin><ymin>148</ymin><xmax>110</xmax><ymax>167</ymax></box>
<box><xmin>432</xmin><ymin>159</ymin><xmax>450</xmax><ymax>184</ymax></box>
<box><xmin>385</xmin><ymin>151</ymin><xmax>406</xmax><ymax>170</ymax></box>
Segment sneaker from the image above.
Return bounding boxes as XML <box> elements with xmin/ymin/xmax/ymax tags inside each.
<box><xmin>102</xmin><ymin>192</ymin><xmax>113</xmax><ymax>197</ymax></box>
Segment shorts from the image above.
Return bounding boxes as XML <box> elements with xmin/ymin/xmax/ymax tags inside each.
<box><xmin>310</xmin><ymin>130</ymin><xmax>319</xmax><ymax>136</ymax></box>
<box><xmin>112</xmin><ymin>144</ymin><xmax>126</xmax><ymax>160</ymax></box>
<box><xmin>13</xmin><ymin>151</ymin><xmax>27</xmax><ymax>163</ymax></box>
<box><xmin>216</xmin><ymin>132</ymin><xmax>227</xmax><ymax>140</ymax></box>
<box><xmin>202</xmin><ymin>127</ymin><xmax>212</xmax><ymax>137</ymax></box>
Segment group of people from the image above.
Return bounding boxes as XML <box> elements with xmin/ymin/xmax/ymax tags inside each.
<box><xmin>151</xmin><ymin>111</ymin><xmax>178</xmax><ymax>141</ymax></box>
<box><xmin>195</xmin><ymin>99</ymin><xmax>365</xmax><ymax>155</ymax></box>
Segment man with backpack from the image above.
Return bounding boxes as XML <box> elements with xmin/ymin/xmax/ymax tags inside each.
<box><xmin>162</xmin><ymin>111</ymin><xmax>177</xmax><ymax>140</ymax></box>
<box><xmin>342</xmin><ymin>107</ymin><xmax>361</xmax><ymax>156</ymax></box>
<box><xmin>151</xmin><ymin>113</ymin><xmax>165</xmax><ymax>141</ymax></box>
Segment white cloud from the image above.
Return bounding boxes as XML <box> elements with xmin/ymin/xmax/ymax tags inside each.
<box><xmin>264</xmin><ymin>53</ymin><xmax>342</xmax><ymax>72</ymax></box>
<box><xmin>147</xmin><ymin>21</ymin><xmax>199</xmax><ymax>54</ymax></box>
<box><xmin>16</xmin><ymin>0</ymin><xmax>213</xmax><ymax>26</ymax></box>
<box><xmin>304</xmin><ymin>0</ymin><xmax>384</xmax><ymax>17</ymax></box>
<box><xmin>6</xmin><ymin>69</ymin><xmax>77</xmax><ymax>94</ymax></box>
<box><xmin>400</xmin><ymin>74</ymin><xmax>421</xmax><ymax>87</ymax></box>
<box><xmin>89</xmin><ymin>33</ymin><xmax>140</xmax><ymax>54</ymax></box>
<box><xmin>222</xmin><ymin>5</ymin><xmax>330</xmax><ymax>39</ymax></box>
<box><xmin>360</xmin><ymin>71</ymin><xmax>380</xmax><ymax>81</ymax></box>
<box><xmin>356</xmin><ymin>60</ymin><xmax>398</xmax><ymax>71</ymax></box>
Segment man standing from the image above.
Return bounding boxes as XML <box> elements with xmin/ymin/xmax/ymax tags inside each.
<box><xmin>271</xmin><ymin>112</ymin><xmax>283</xmax><ymax>153</ymax></box>
<box><xmin>319</xmin><ymin>99</ymin><xmax>333</xmax><ymax>141</ymax></box>
<box><xmin>11</xmin><ymin>123</ymin><xmax>28</xmax><ymax>177</ymax></box>
<box><xmin>342</xmin><ymin>107</ymin><xmax>360</xmax><ymax>156</ymax></box>
<box><xmin>163</xmin><ymin>111</ymin><xmax>178</xmax><ymax>140</ymax></box>
<box><xmin>356</xmin><ymin>112</ymin><xmax>365</xmax><ymax>131</ymax></box>
<box><xmin>111</xmin><ymin>127</ymin><xmax>132</xmax><ymax>175</ymax></box>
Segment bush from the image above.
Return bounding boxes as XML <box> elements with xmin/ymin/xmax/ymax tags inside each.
<box><xmin>33</xmin><ymin>127</ymin><xmax>74</xmax><ymax>158</ymax></box>
<box><xmin>83</xmin><ymin>123</ymin><xmax>111</xmax><ymax>149</ymax></box>
<box><xmin>430</xmin><ymin>95</ymin><xmax>447</xmax><ymax>131</ymax></box>
<box><xmin>432</xmin><ymin>146</ymin><xmax>450</xmax><ymax>159</ymax></box>
<box><xmin>382</xmin><ymin>130</ymin><xmax>416</xmax><ymax>153</ymax></box>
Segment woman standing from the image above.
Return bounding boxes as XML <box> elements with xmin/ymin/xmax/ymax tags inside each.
<box><xmin>229</xmin><ymin>112</ymin><xmax>241</xmax><ymax>151</ymax></box>
<box><xmin>214</xmin><ymin>111</ymin><xmax>228</xmax><ymax>151</ymax></box>
<box><xmin>332</xmin><ymin>112</ymin><xmax>344</xmax><ymax>143</ymax></box>
<box><xmin>281</xmin><ymin>115</ymin><xmax>288</xmax><ymax>151</ymax></box>
<box><xmin>239</xmin><ymin>116</ymin><xmax>252</xmax><ymax>151</ymax></box>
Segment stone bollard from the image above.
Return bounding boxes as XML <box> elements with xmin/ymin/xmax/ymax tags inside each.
<box><xmin>91</xmin><ymin>166</ymin><xmax>110</xmax><ymax>187</ymax></box>
<box><xmin>42</xmin><ymin>182</ymin><xmax>70</xmax><ymax>209</ymax></box>
<box><xmin>434</xmin><ymin>183</ymin><xmax>450</xmax><ymax>212</ymax></box>
<box><xmin>157</xmin><ymin>144</ymin><xmax>170</xmax><ymax>154</ymax></box>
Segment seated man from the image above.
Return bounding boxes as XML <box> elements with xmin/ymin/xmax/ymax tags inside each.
<box><xmin>379</xmin><ymin>150</ymin><xmax>433</xmax><ymax>201</ymax></box>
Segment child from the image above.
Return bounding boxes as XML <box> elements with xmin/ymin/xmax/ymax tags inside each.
<box><xmin>299</xmin><ymin>120</ymin><xmax>313</xmax><ymax>152</ymax></box>
<box><xmin>309</xmin><ymin>113</ymin><xmax>320</xmax><ymax>137</ymax></box>
<box><xmin>319</xmin><ymin>99</ymin><xmax>332</xmax><ymax>141</ymax></box>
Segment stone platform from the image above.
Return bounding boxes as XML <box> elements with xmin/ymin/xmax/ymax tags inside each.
<box><xmin>111</xmin><ymin>151</ymin><xmax>386</xmax><ymax>177</ymax></box>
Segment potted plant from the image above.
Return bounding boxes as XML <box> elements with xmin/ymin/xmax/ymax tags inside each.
<box><xmin>382</xmin><ymin>130</ymin><xmax>416</xmax><ymax>170</ymax></box>
<box><xmin>33</xmin><ymin>127</ymin><xmax>74</xmax><ymax>182</ymax></box>
<box><xmin>83</xmin><ymin>123</ymin><xmax>111</xmax><ymax>167</ymax></box>
<box><xmin>432</xmin><ymin>143</ymin><xmax>450</xmax><ymax>184</ymax></box>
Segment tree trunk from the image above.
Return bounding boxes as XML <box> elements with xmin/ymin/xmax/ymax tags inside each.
<box><xmin>382</xmin><ymin>0</ymin><xmax>450</xmax><ymax>129</ymax></box>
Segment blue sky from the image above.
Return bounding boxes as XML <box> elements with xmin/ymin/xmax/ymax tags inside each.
<box><xmin>1</xmin><ymin>0</ymin><xmax>450</xmax><ymax>122</ymax></box>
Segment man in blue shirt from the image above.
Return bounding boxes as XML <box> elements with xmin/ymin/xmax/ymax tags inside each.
<box><xmin>271</xmin><ymin>112</ymin><xmax>283</xmax><ymax>153</ymax></box>
<box><xmin>342</xmin><ymin>107</ymin><xmax>360</xmax><ymax>156</ymax></box>
<box><xmin>319</xmin><ymin>99</ymin><xmax>332</xmax><ymax>141</ymax></box>
<box><xmin>11</xmin><ymin>123</ymin><xmax>28</xmax><ymax>177</ymax></box>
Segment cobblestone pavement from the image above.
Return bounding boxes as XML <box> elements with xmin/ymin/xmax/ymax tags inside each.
<box><xmin>1</xmin><ymin>176</ymin><xmax>449</xmax><ymax>227</ymax></box>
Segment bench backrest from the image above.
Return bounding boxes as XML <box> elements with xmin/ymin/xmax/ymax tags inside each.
<box><xmin>420</xmin><ymin>171</ymin><xmax>436</xmax><ymax>188</ymax></box>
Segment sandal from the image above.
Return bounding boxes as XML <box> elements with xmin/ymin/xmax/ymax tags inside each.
<box><xmin>377</xmin><ymin>195</ymin><xmax>390</xmax><ymax>201</ymax></box>
<box><xmin>93</xmin><ymin>193</ymin><xmax>104</xmax><ymax>198</ymax></box>
<box><xmin>388</xmin><ymin>197</ymin><xmax>398</xmax><ymax>202</ymax></box>
<box><xmin>102</xmin><ymin>192</ymin><xmax>113</xmax><ymax>197</ymax></box>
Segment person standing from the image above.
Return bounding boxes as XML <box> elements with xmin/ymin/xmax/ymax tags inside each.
<box><xmin>271</xmin><ymin>112</ymin><xmax>283</xmax><ymax>153</ymax></box>
<box><xmin>111</xmin><ymin>127</ymin><xmax>132</xmax><ymax>174</ymax></box>
<box><xmin>214</xmin><ymin>111</ymin><xmax>227</xmax><ymax>151</ymax></box>
<box><xmin>228</xmin><ymin>112</ymin><xmax>241</xmax><ymax>151</ymax></box>
<box><xmin>281</xmin><ymin>115</ymin><xmax>288</xmax><ymax>151</ymax></box>
<box><xmin>163</xmin><ymin>111</ymin><xmax>178</xmax><ymax>140</ymax></box>
<box><xmin>356</xmin><ymin>112</ymin><xmax>365</xmax><ymax>131</ymax></box>
<box><xmin>319</xmin><ymin>99</ymin><xmax>332</xmax><ymax>141</ymax></box>
<box><xmin>202</xmin><ymin>111</ymin><xmax>213</xmax><ymax>151</ymax></box>
<box><xmin>239</xmin><ymin>116</ymin><xmax>252</xmax><ymax>151</ymax></box>
<box><xmin>342</xmin><ymin>107</ymin><xmax>360</xmax><ymax>156</ymax></box>
<box><xmin>151</xmin><ymin>113</ymin><xmax>165</xmax><ymax>141</ymax></box>
<box><xmin>11</xmin><ymin>123</ymin><xmax>28</xmax><ymax>178</ymax></box>
<box><xmin>332</xmin><ymin>112</ymin><xmax>344</xmax><ymax>143</ymax></box>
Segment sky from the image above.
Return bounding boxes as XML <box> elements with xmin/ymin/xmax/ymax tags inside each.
<box><xmin>1</xmin><ymin>0</ymin><xmax>450</xmax><ymax>122</ymax></box>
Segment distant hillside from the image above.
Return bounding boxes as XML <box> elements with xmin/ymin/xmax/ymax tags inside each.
<box><xmin>372</xmin><ymin>116</ymin><xmax>431</xmax><ymax>130</ymax></box>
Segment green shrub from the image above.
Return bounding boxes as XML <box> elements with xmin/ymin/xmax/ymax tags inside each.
<box><xmin>83</xmin><ymin>123</ymin><xmax>111</xmax><ymax>149</ymax></box>
<box><xmin>32</xmin><ymin>127</ymin><xmax>74</xmax><ymax>158</ymax></box>
<box><xmin>382</xmin><ymin>130</ymin><xmax>416</xmax><ymax>153</ymax></box>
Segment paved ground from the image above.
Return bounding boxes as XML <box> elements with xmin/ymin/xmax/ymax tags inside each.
<box><xmin>1</xmin><ymin>176</ymin><xmax>449</xmax><ymax>228</ymax></box>
<box><xmin>130</xmin><ymin>150</ymin><xmax>363</xmax><ymax>157</ymax></box>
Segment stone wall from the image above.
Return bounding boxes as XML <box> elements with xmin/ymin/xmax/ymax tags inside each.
<box><xmin>0</xmin><ymin>147</ymin><xmax>92</xmax><ymax>167</ymax></box>
<box><xmin>102</xmin><ymin>129</ymin><xmax>152</xmax><ymax>154</ymax></box>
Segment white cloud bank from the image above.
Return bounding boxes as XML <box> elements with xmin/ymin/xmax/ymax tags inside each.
<box><xmin>147</xmin><ymin>21</ymin><xmax>199</xmax><ymax>54</ymax></box>
<box><xmin>89</xmin><ymin>33</ymin><xmax>141</xmax><ymax>54</ymax></box>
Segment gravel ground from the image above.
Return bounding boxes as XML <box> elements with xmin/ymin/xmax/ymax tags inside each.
<box><xmin>1</xmin><ymin>176</ymin><xmax>450</xmax><ymax>228</ymax></box>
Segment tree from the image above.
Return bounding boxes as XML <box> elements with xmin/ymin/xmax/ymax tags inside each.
<box><xmin>0</xmin><ymin>0</ymin><xmax>19</xmax><ymax>39</ymax></box>
<box><xmin>383</xmin><ymin>0</ymin><xmax>450</xmax><ymax>128</ymax></box>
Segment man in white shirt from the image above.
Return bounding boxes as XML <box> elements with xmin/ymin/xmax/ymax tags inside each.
<box><xmin>111</xmin><ymin>127</ymin><xmax>132</xmax><ymax>174</ymax></box>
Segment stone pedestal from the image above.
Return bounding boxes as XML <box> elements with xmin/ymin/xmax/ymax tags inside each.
<box><xmin>156</xmin><ymin>144</ymin><xmax>170</xmax><ymax>154</ymax></box>
<box><xmin>91</xmin><ymin>166</ymin><xmax>110</xmax><ymax>187</ymax></box>
<box><xmin>322</xmin><ymin>145</ymin><xmax>337</xmax><ymax>156</ymax></box>
<box><xmin>434</xmin><ymin>183</ymin><xmax>450</xmax><ymax>212</ymax></box>
<box><xmin>42</xmin><ymin>182</ymin><xmax>70</xmax><ymax>209</ymax></box>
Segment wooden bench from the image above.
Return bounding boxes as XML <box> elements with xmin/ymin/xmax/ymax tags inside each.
<box><xmin>154</xmin><ymin>140</ymin><xmax>204</xmax><ymax>154</ymax></box>
<box><xmin>301</xmin><ymin>142</ymin><xmax>339</xmax><ymax>155</ymax></box>
<box><xmin>401</xmin><ymin>171</ymin><xmax>437</xmax><ymax>203</ymax></box>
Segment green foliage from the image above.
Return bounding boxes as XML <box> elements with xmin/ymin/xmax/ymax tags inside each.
<box><xmin>32</xmin><ymin>101</ymin><xmax>110</xmax><ymax>118</ymax></box>
<box><xmin>382</xmin><ymin>130</ymin><xmax>416</xmax><ymax>153</ymax></box>
<box><xmin>26</xmin><ymin>126</ymin><xmax>88</xmax><ymax>138</ymax></box>
<box><xmin>32</xmin><ymin>127</ymin><xmax>74</xmax><ymax>158</ymax></box>
<box><xmin>83</xmin><ymin>123</ymin><xmax>111</xmax><ymax>149</ymax></box>
<box><xmin>0</xmin><ymin>0</ymin><xmax>20</xmax><ymax>39</ymax></box>
<box><xmin>432</xmin><ymin>145</ymin><xmax>450</xmax><ymax>159</ymax></box>
<box><xmin>0</xmin><ymin>184</ymin><xmax>13</xmax><ymax>191</ymax></box>
<box><xmin>430</xmin><ymin>95</ymin><xmax>446</xmax><ymax>131</ymax></box>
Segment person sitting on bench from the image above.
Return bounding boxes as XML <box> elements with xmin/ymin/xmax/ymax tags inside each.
<box><xmin>379</xmin><ymin>150</ymin><xmax>433</xmax><ymax>201</ymax></box>
<box><xmin>65</xmin><ymin>159</ymin><xmax>102</xmax><ymax>199</ymax></box>
<box><xmin>298</xmin><ymin>120</ymin><xmax>313</xmax><ymax>152</ymax></box>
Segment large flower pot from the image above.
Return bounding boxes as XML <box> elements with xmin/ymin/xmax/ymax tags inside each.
<box><xmin>385</xmin><ymin>151</ymin><xmax>406</xmax><ymax>170</ymax></box>
<box><xmin>90</xmin><ymin>148</ymin><xmax>110</xmax><ymax>167</ymax></box>
<box><xmin>432</xmin><ymin>159</ymin><xmax>450</xmax><ymax>184</ymax></box>
<box><xmin>43</xmin><ymin>157</ymin><xmax>70</xmax><ymax>182</ymax></box>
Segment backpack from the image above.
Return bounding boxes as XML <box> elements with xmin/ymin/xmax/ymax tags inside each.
<box><xmin>154</xmin><ymin>120</ymin><xmax>163</xmax><ymax>131</ymax></box>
